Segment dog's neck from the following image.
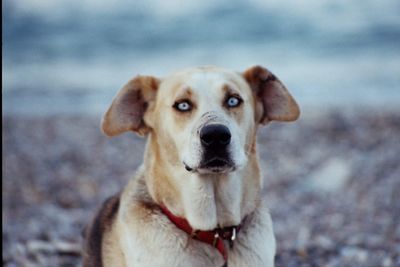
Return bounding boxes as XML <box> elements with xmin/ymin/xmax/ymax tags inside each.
<box><xmin>142</xmin><ymin>133</ymin><xmax>262</xmax><ymax>231</ymax></box>
<box><xmin>159</xmin><ymin>203</ymin><xmax>247</xmax><ymax>262</ymax></box>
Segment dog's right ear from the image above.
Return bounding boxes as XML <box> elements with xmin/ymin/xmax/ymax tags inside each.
<box><xmin>101</xmin><ymin>75</ymin><xmax>159</xmax><ymax>137</ymax></box>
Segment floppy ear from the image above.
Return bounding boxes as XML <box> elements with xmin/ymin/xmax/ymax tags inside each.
<box><xmin>243</xmin><ymin>65</ymin><xmax>300</xmax><ymax>124</ymax></box>
<box><xmin>101</xmin><ymin>75</ymin><xmax>159</xmax><ymax>137</ymax></box>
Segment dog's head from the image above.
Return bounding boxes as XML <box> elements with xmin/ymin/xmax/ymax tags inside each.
<box><xmin>102</xmin><ymin>65</ymin><xmax>299</xmax><ymax>228</ymax></box>
<box><xmin>102</xmin><ymin>66</ymin><xmax>299</xmax><ymax>176</ymax></box>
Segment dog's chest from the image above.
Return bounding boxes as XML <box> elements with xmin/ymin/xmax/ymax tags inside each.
<box><xmin>116</xmin><ymin>210</ymin><xmax>274</xmax><ymax>267</ymax></box>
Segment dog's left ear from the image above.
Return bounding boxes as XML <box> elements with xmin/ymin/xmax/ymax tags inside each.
<box><xmin>101</xmin><ymin>75</ymin><xmax>159</xmax><ymax>137</ymax></box>
<box><xmin>243</xmin><ymin>65</ymin><xmax>300</xmax><ymax>124</ymax></box>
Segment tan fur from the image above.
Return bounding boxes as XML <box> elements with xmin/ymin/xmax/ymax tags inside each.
<box><xmin>84</xmin><ymin>65</ymin><xmax>300</xmax><ymax>267</ymax></box>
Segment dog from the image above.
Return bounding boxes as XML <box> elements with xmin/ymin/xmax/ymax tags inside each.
<box><xmin>83</xmin><ymin>65</ymin><xmax>300</xmax><ymax>267</ymax></box>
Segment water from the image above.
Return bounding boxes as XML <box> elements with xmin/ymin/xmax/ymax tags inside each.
<box><xmin>3</xmin><ymin>0</ymin><xmax>400</xmax><ymax>115</ymax></box>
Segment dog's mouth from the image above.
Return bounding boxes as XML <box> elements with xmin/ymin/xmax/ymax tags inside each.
<box><xmin>184</xmin><ymin>157</ymin><xmax>235</xmax><ymax>174</ymax></box>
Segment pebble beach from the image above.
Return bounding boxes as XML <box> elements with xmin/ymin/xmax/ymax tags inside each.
<box><xmin>3</xmin><ymin>108</ymin><xmax>400</xmax><ymax>266</ymax></box>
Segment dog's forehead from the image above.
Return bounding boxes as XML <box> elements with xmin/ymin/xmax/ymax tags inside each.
<box><xmin>159</xmin><ymin>67</ymin><xmax>249</xmax><ymax>98</ymax></box>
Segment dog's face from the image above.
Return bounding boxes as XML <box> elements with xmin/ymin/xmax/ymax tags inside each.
<box><xmin>102</xmin><ymin>65</ymin><xmax>299</xmax><ymax>175</ymax></box>
<box><xmin>149</xmin><ymin>67</ymin><xmax>256</xmax><ymax>175</ymax></box>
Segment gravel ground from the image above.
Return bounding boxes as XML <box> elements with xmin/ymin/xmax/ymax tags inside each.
<box><xmin>3</xmin><ymin>109</ymin><xmax>400</xmax><ymax>267</ymax></box>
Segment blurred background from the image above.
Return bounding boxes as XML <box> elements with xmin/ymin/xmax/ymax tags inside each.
<box><xmin>3</xmin><ymin>0</ymin><xmax>400</xmax><ymax>114</ymax></box>
<box><xmin>3</xmin><ymin>0</ymin><xmax>400</xmax><ymax>266</ymax></box>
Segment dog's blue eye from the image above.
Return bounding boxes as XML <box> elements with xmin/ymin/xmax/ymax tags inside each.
<box><xmin>226</xmin><ymin>96</ymin><xmax>241</xmax><ymax>108</ymax></box>
<box><xmin>174</xmin><ymin>101</ymin><xmax>192</xmax><ymax>112</ymax></box>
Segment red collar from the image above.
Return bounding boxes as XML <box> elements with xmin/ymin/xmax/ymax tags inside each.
<box><xmin>159</xmin><ymin>204</ymin><xmax>243</xmax><ymax>262</ymax></box>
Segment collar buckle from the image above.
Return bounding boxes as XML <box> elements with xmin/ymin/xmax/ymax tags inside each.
<box><xmin>213</xmin><ymin>231</ymin><xmax>220</xmax><ymax>247</ymax></box>
<box><xmin>229</xmin><ymin>227</ymin><xmax>236</xmax><ymax>248</ymax></box>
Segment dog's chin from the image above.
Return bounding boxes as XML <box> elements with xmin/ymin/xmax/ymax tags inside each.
<box><xmin>184</xmin><ymin>158</ymin><xmax>236</xmax><ymax>174</ymax></box>
<box><xmin>197</xmin><ymin>166</ymin><xmax>235</xmax><ymax>174</ymax></box>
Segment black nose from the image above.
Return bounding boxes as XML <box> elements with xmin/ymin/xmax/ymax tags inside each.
<box><xmin>200</xmin><ymin>124</ymin><xmax>231</xmax><ymax>148</ymax></box>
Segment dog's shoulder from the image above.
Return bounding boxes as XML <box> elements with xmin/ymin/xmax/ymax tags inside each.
<box><xmin>82</xmin><ymin>193</ymin><xmax>121</xmax><ymax>267</ymax></box>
